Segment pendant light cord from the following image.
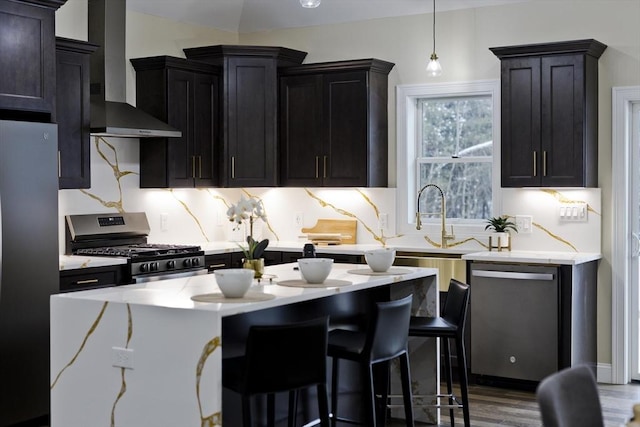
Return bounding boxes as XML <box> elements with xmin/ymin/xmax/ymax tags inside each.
<box><xmin>432</xmin><ymin>0</ymin><xmax>436</xmax><ymax>55</ymax></box>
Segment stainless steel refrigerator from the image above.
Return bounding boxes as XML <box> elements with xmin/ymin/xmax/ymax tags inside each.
<box><xmin>0</xmin><ymin>120</ymin><xmax>59</xmax><ymax>426</ymax></box>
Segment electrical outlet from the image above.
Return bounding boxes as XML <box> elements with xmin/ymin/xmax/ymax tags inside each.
<box><xmin>379</xmin><ymin>213</ymin><xmax>389</xmax><ymax>230</ymax></box>
<box><xmin>515</xmin><ymin>215</ymin><xmax>533</xmax><ymax>234</ymax></box>
<box><xmin>160</xmin><ymin>213</ymin><xmax>168</xmax><ymax>231</ymax></box>
<box><xmin>111</xmin><ymin>347</ymin><xmax>134</xmax><ymax>369</ymax></box>
<box><xmin>294</xmin><ymin>212</ymin><xmax>304</xmax><ymax>227</ymax></box>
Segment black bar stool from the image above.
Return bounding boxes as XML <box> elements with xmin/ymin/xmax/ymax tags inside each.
<box><xmin>408</xmin><ymin>278</ymin><xmax>471</xmax><ymax>427</ymax></box>
<box><xmin>223</xmin><ymin>317</ymin><xmax>330</xmax><ymax>427</ymax></box>
<box><xmin>328</xmin><ymin>294</ymin><xmax>414</xmax><ymax>427</ymax></box>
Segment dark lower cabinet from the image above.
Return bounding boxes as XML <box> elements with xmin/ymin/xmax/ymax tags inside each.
<box><xmin>279</xmin><ymin>59</ymin><xmax>394</xmax><ymax>187</ymax></box>
<box><xmin>56</xmin><ymin>37</ymin><xmax>98</xmax><ymax>189</ymax></box>
<box><xmin>205</xmin><ymin>251</ymin><xmax>283</xmax><ymax>272</ymax></box>
<box><xmin>0</xmin><ymin>0</ymin><xmax>65</xmax><ymax>121</ymax></box>
<box><xmin>281</xmin><ymin>250</ymin><xmax>363</xmax><ymax>264</ymax></box>
<box><xmin>131</xmin><ymin>56</ymin><xmax>220</xmax><ymax>188</ymax></box>
<box><xmin>60</xmin><ymin>264</ymin><xmax>128</xmax><ymax>292</ymax></box>
<box><xmin>490</xmin><ymin>39</ymin><xmax>606</xmax><ymax>187</ymax></box>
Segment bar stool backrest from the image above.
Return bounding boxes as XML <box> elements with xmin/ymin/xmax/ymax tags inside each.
<box><xmin>443</xmin><ymin>278</ymin><xmax>470</xmax><ymax>333</ymax></box>
<box><xmin>367</xmin><ymin>294</ymin><xmax>413</xmax><ymax>364</ymax></box>
<box><xmin>243</xmin><ymin>316</ymin><xmax>329</xmax><ymax>394</ymax></box>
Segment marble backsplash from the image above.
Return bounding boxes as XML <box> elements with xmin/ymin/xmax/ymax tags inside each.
<box><xmin>58</xmin><ymin>137</ymin><xmax>601</xmax><ymax>254</ymax></box>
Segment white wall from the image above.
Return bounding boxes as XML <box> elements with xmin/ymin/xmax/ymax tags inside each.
<box><xmin>55</xmin><ymin>0</ymin><xmax>640</xmax><ymax>368</ymax></box>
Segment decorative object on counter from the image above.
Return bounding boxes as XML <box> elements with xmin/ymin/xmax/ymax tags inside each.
<box><xmin>364</xmin><ymin>248</ymin><xmax>396</xmax><ymax>272</ymax></box>
<box><xmin>298</xmin><ymin>258</ymin><xmax>333</xmax><ymax>284</ymax></box>
<box><xmin>191</xmin><ymin>291</ymin><xmax>275</xmax><ymax>303</ymax></box>
<box><xmin>347</xmin><ymin>267</ymin><xmax>413</xmax><ymax>276</ymax></box>
<box><xmin>303</xmin><ymin>243</ymin><xmax>317</xmax><ymax>258</ymax></box>
<box><xmin>227</xmin><ymin>195</ymin><xmax>269</xmax><ymax>277</ymax></box>
<box><xmin>301</xmin><ymin>219</ymin><xmax>357</xmax><ymax>245</ymax></box>
<box><xmin>277</xmin><ymin>279</ymin><xmax>352</xmax><ymax>288</ymax></box>
<box><xmin>485</xmin><ymin>215</ymin><xmax>518</xmax><ymax>251</ymax></box>
<box><xmin>214</xmin><ymin>268</ymin><xmax>254</xmax><ymax>298</ymax></box>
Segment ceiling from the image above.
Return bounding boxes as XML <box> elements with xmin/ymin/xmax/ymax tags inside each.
<box><xmin>126</xmin><ymin>0</ymin><xmax>530</xmax><ymax>34</ymax></box>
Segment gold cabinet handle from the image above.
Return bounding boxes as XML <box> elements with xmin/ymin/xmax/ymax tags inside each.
<box><xmin>323</xmin><ymin>155</ymin><xmax>327</xmax><ymax>179</ymax></box>
<box><xmin>543</xmin><ymin>151</ymin><xmax>547</xmax><ymax>176</ymax></box>
<box><xmin>57</xmin><ymin>150</ymin><xmax>61</xmax><ymax>178</ymax></box>
<box><xmin>315</xmin><ymin>156</ymin><xmax>319</xmax><ymax>178</ymax></box>
<box><xmin>75</xmin><ymin>279</ymin><xmax>99</xmax><ymax>285</ymax></box>
<box><xmin>198</xmin><ymin>156</ymin><xmax>202</xmax><ymax>179</ymax></box>
<box><xmin>208</xmin><ymin>263</ymin><xmax>226</xmax><ymax>270</ymax></box>
<box><xmin>533</xmin><ymin>151</ymin><xmax>537</xmax><ymax>177</ymax></box>
<box><xmin>231</xmin><ymin>156</ymin><xmax>235</xmax><ymax>179</ymax></box>
<box><xmin>191</xmin><ymin>156</ymin><xmax>196</xmax><ymax>178</ymax></box>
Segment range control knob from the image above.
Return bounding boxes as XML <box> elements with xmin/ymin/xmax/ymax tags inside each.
<box><xmin>150</xmin><ymin>262</ymin><xmax>159</xmax><ymax>271</ymax></box>
<box><xmin>140</xmin><ymin>263</ymin><xmax>149</xmax><ymax>273</ymax></box>
<box><xmin>183</xmin><ymin>258</ymin><xmax>193</xmax><ymax>268</ymax></box>
<box><xmin>167</xmin><ymin>260</ymin><xmax>176</xmax><ymax>269</ymax></box>
<box><xmin>191</xmin><ymin>257</ymin><xmax>200</xmax><ymax>266</ymax></box>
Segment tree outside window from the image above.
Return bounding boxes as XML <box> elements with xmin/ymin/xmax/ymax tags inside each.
<box><xmin>417</xmin><ymin>95</ymin><xmax>494</xmax><ymax>221</ymax></box>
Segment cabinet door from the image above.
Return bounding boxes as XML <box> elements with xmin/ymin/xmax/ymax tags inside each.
<box><xmin>279</xmin><ymin>74</ymin><xmax>324</xmax><ymax>186</ymax></box>
<box><xmin>500</xmin><ymin>57</ymin><xmax>542</xmax><ymax>187</ymax></box>
<box><xmin>540</xmin><ymin>54</ymin><xmax>586</xmax><ymax>187</ymax></box>
<box><xmin>166</xmin><ymin>68</ymin><xmax>196</xmax><ymax>187</ymax></box>
<box><xmin>323</xmin><ymin>71</ymin><xmax>369</xmax><ymax>187</ymax></box>
<box><xmin>0</xmin><ymin>1</ymin><xmax>55</xmax><ymax>119</ymax></box>
<box><xmin>193</xmin><ymin>72</ymin><xmax>219</xmax><ymax>187</ymax></box>
<box><xmin>57</xmin><ymin>40</ymin><xmax>95</xmax><ymax>189</ymax></box>
<box><xmin>226</xmin><ymin>57</ymin><xmax>277</xmax><ymax>187</ymax></box>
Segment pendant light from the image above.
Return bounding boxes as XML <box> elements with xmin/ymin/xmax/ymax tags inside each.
<box><xmin>300</xmin><ymin>0</ymin><xmax>321</xmax><ymax>8</ymax></box>
<box><xmin>426</xmin><ymin>0</ymin><xmax>443</xmax><ymax>76</ymax></box>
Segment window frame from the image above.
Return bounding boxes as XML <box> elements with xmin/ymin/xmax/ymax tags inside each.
<box><xmin>395</xmin><ymin>80</ymin><xmax>501</xmax><ymax>236</ymax></box>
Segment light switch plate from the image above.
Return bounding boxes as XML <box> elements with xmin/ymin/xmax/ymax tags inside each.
<box><xmin>515</xmin><ymin>215</ymin><xmax>533</xmax><ymax>234</ymax></box>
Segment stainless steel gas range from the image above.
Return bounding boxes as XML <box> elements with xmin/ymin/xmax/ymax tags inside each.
<box><xmin>65</xmin><ymin>212</ymin><xmax>206</xmax><ymax>283</ymax></box>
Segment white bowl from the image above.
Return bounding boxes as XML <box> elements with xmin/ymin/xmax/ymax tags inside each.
<box><xmin>364</xmin><ymin>248</ymin><xmax>396</xmax><ymax>272</ymax></box>
<box><xmin>214</xmin><ymin>268</ymin><xmax>254</xmax><ymax>298</ymax></box>
<box><xmin>297</xmin><ymin>258</ymin><xmax>333</xmax><ymax>284</ymax></box>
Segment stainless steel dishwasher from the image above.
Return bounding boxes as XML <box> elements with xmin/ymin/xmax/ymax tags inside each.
<box><xmin>469</xmin><ymin>262</ymin><xmax>559</xmax><ymax>382</ymax></box>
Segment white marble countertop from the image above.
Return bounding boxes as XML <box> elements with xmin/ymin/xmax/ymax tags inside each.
<box><xmin>59</xmin><ymin>242</ymin><xmax>600</xmax><ymax>270</ymax></box>
<box><xmin>59</xmin><ymin>254</ymin><xmax>128</xmax><ymax>270</ymax></box>
<box><xmin>53</xmin><ymin>263</ymin><xmax>438</xmax><ymax>317</ymax></box>
<box><xmin>196</xmin><ymin>240</ymin><xmax>470</xmax><ymax>256</ymax></box>
<box><xmin>461</xmin><ymin>250</ymin><xmax>601</xmax><ymax>265</ymax></box>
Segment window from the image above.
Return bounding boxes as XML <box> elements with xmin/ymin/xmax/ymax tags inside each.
<box><xmin>396</xmin><ymin>80</ymin><xmax>500</xmax><ymax>234</ymax></box>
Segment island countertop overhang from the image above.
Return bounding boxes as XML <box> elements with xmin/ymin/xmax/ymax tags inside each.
<box><xmin>52</xmin><ymin>263</ymin><xmax>439</xmax><ymax>317</ymax></box>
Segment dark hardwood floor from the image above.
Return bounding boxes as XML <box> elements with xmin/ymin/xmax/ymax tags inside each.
<box><xmin>386</xmin><ymin>382</ymin><xmax>640</xmax><ymax>426</ymax></box>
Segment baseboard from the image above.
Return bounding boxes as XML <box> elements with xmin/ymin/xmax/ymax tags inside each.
<box><xmin>597</xmin><ymin>362</ymin><xmax>613</xmax><ymax>384</ymax></box>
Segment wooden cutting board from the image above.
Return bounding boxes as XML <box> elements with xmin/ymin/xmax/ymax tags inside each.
<box><xmin>301</xmin><ymin>219</ymin><xmax>357</xmax><ymax>244</ymax></box>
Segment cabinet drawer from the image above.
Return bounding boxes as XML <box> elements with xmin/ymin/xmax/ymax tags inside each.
<box><xmin>205</xmin><ymin>253</ymin><xmax>232</xmax><ymax>272</ymax></box>
<box><xmin>60</xmin><ymin>266</ymin><xmax>126</xmax><ymax>292</ymax></box>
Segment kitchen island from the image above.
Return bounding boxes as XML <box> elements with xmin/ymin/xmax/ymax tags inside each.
<box><xmin>51</xmin><ymin>263</ymin><xmax>439</xmax><ymax>426</ymax></box>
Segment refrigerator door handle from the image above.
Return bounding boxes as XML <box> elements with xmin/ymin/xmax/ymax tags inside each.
<box><xmin>0</xmin><ymin>189</ymin><xmax>2</xmax><ymax>303</ymax></box>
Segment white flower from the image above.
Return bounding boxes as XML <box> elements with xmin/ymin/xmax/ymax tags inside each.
<box><xmin>226</xmin><ymin>196</ymin><xmax>266</xmax><ymax>230</ymax></box>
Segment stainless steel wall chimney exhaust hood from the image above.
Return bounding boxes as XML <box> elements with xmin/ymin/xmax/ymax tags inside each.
<box><xmin>88</xmin><ymin>0</ymin><xmax>181</xmax><ymax>138</ymax></box>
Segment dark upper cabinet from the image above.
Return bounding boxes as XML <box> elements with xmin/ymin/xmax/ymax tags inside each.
<box><xmin>279</xmin><ymin>59</ymin><xmax>394</xmax><ymax>187</ymax></box>
<box><xmin>131</xmin><ymin>56</ymin><xmax>220</xmax><ymax>188</ymax></box>
<box><xmin>490</xmin><ymin>39</ymin><xmax>606</xmax><ymax>187</ymax></box>
<box><xmin>183</xmin><ymin>45</ymin><xmax>307</xmax><ymax>187</ymax></box>
<box><xmin>0</xmin><ymin>0</ymin><xmax>65</xmax><ymax>121</ymax></box>
<box><xmin>56</xmin><ymin>37</ymin><xmax>98</xmax><ymax>189</ymax></box>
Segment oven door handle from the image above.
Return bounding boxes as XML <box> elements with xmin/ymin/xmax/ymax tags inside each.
<box><xmin>471</xmin><ymin>269</ymin><xmax>554</xmax><ymax>281</ymax></box>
